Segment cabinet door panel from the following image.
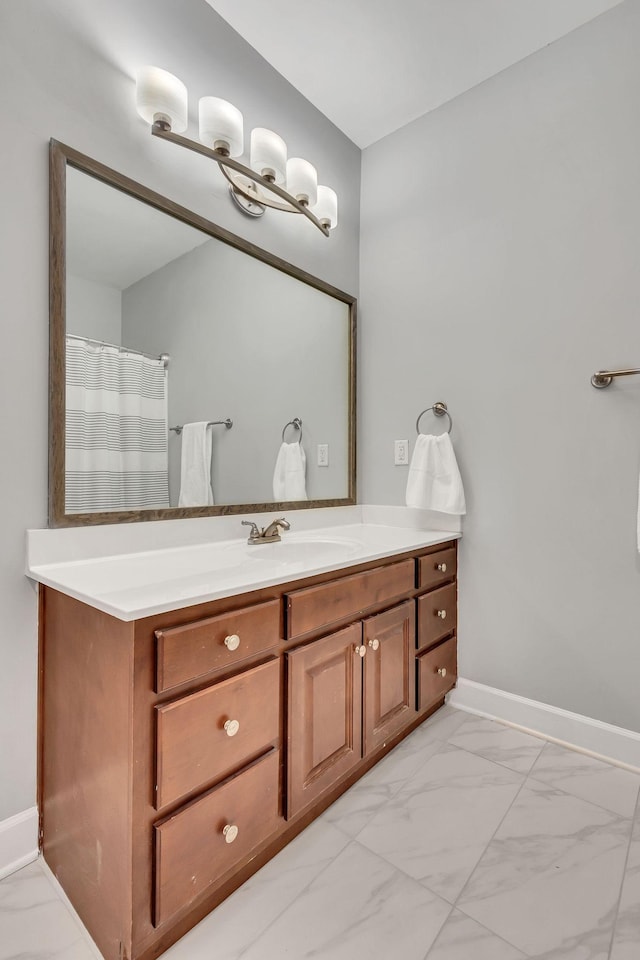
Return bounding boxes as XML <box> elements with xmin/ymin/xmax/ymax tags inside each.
<box><xmin>363</xmin><ymin>600</ymin><xmax>415</xmax><ymax>755</ymax></box>
<box><xmin>287</xmin><ymin>623</ymin><xmax>362</xmax><ymax>819</ymax></box>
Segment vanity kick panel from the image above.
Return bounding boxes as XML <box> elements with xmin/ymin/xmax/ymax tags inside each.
<box><xmin>155</xmin><ymin>658</ymin><xmax>280</xmax><ymax>809</ymax></box>
<box><xmin>155</xmin><ymin>598</ymin><xmax>280</xmax><ymax>692</ymax></box>
<box><xmin>154</xmin><ymin>749</ymin><xmax>281</xmax><ymax>927</ymax></box>
<box><xmin>286</xmin><ymin>558</ymin><xmax>414</xmax><ymax>640</ymax></box>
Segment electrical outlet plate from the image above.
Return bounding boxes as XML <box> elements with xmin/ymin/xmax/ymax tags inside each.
<box><xmin>317</xmin><ymin>443</ymin><xmax>329</xmax><ymax>467</ymax></box>
<box><xmin>394</xmin><ymin>439</ymin><xmax>409</xmax><ymax>465</ymax></box>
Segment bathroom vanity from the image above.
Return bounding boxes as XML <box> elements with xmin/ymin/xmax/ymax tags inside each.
<box><xmin>34</xmin><ymin>526</ymin><xmax>458</xmax><ymax>960</ymax></box>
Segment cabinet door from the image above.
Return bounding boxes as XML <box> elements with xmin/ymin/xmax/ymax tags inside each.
<box><xmin>363</xmin><ymin>600</ymin><xmax>415</xmax><ymax>756</ymax></box>
<box><xmin>287</xmin><ymin>623</ymin><xmax>362</xmax><ymax>819</ymax></box>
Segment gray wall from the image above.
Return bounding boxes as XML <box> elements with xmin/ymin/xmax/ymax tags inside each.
<box><xmin>360</xmin><ymin>1</ymin><xmax>640</xmax><ymax>732</ymax></box>
<box><xmin>0</xmin><ymin>0</ymin><xmax>359</xmax><ymax>822</ymax></box>
<box><xmin>122</xmin><ymin>238</ymin><xmax>349</xmax><ymax>505</ymax></box>
<box><xmin>67</xmin><ymin>275</ymin><xmax>122</xmax><ymax>343</ymax></box>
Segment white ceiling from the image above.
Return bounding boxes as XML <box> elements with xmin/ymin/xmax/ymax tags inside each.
<box><xmin>205</xmin><ymin>0</ymin><xmax>624</xmax><ymax>148</ymax></box>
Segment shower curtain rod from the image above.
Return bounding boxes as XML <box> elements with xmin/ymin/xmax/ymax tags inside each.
<box><xmin>66</xmin><ymin>333</ymin><xmax>170</xmax><ymax>368</ymax></box>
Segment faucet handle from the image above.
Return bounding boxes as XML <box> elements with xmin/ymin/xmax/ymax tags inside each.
<box><xmin>241</xmin><ymin>520</ymin><xmax>260</xmax><ymax>541</ymax></box>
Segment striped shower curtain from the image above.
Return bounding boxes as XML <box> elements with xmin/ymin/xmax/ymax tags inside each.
<box><xmin>65</xmin><ymin>336</ymin><xmax>170</xmax><ymax>513</ymax></box>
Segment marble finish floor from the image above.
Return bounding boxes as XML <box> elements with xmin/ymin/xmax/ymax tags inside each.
<box><xmin>2</xmin><ymin>706</ymin><xmax>639</xmax><ymax>960</ymax></box>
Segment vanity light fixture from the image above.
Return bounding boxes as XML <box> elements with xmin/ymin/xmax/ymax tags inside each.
<box><xmin>135</xmin><ymin>66</ymin><xmax>338</xmax><ymax>236</ymax></box>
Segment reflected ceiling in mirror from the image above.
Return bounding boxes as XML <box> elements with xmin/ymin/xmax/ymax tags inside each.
<box><xmin>49</xmin><ymin>141</ymin><xmax>356</xmax><ymax>527</ymax></box>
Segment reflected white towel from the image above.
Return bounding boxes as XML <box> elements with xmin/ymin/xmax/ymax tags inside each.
<box><xmin>178</xmin><ymin>422</ymin><xmax>214</xmax><ymax>507</ymax></box>
<box><xmin>406</xmin><ymin>433</ymin><xmax>466</xmax><ymax>515</ymax></box>
<box><xmin>273</xmin><ymin>442</ymin><xmax>307</xmax><ymax>501</ymax></box>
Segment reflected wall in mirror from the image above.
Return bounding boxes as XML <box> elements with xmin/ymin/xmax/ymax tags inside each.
<box><xmin>49</xmin><ymin>141</ymin><xmax>356</xmax><ymax>526</ymax></box>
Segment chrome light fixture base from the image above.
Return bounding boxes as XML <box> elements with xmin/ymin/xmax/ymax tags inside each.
<box><xmin>151</xmin><ymin>123</ymin><xmax>330</xmax><ymax>237</ymax></box>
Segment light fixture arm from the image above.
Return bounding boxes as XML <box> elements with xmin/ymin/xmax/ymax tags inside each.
<box><xmin>151</xmin><ymin>123</ymin><xmax>330</xmax><ymax>237</ymax></box>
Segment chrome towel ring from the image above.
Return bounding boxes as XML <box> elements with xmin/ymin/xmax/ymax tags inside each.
<box><xmin>416</xmin><ymin>402</ymin><xmax>452</xmax><ymax>435</ymax></box>
<box><xmin>282</xmin><ymin>417</ymin><xmax>303</xmax><ymax>443</ymax></box>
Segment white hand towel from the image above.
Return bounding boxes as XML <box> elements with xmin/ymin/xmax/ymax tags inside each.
<box><xmin>406</xmin><ymin>433</ymin><xmax>466</xmax><ymax>515</ymax></box>
<box><xmin>273</xmin><ymin>442</ymin><xmax>307</xmax><ymax>501</ymax></box>
<box><xmin>178</xmin><ymin>422</ymin><xmax>214</xmax><ymax>507</ymax></box>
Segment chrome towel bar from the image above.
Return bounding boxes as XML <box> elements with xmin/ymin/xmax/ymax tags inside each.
<box><xmin>170</xmin><ymin>419</ymin><xmax>233</xmax><ymax>435</ymax></box>
<box><xmin>591</xmin><ymin>368</ymin><xmax>640</xmax><ymax>389</ymax></box>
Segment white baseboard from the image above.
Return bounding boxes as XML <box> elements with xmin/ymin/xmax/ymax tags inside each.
<box><xmin>0</xmin><ymin>806</ymin><xmax>38</xmax><ymax>880</ymax></box>
<box><xmin>448</xmin><ymin>678</ymin><xmax>640</xmax><ymax>772</ymax></box>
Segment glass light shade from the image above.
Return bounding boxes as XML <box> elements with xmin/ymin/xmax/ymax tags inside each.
<box><xmin>199</xmin><ymin>97</ymin><xmax>244</xmax><ymax>157</ymax></box>
<box><xmin>250</xmin><ymin>128</ymin><xmax>287</xmax><ymax>184</ymax></box>
<box><xmin>286</xmin><ymin>158</ymin><xmax>318</xmax><ymax>206</ymax></box>
<box><xmin>136</xmin><ymin>66</ymin><xmax>188</xmax><ymax>132</ymax></box>
<box><xmin>311</xmin><ymin>185</ymin><xmax>338</xmax><ymax>230</ymax></box>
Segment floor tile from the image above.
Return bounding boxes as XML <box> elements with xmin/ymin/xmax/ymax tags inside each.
<box><xmin>529</xmin><ymin>743</ymin><xmax>640</xmax><ymax>818</ymax></box>
<box><xmin>425</xmin><ymin>908</ymin><xmax>526</xmax><ymax>960</ymax></box>
<box><xmin>0</xmin><ymin>860</ymin><xmax>97</xmax><ymax>960</ymax></box>
<box><xmin>610</xmin><ymin>817</ymin><xmax>640</xmax><ymax>960</ymax></box>
<box><xmin>240</xmin><ymin>841</ymin><xmax>451</xmax><ymax>960</ymax></box>
<box><xmin>447</xmin><ymin>715</ymin><xmax>545</xmax><ymax>773</ymax></box>
<box><xmin>457</xmin><ymin>778</ymin><xmax>632</xmax><ymax>957</ymax></box>
<box><xmin>163</xmin><ymin>820</ymin><xmax>350</xmax><ymax>960</ymax></box>
<box><xmin>323</xmin><ymin>737</ymin><xmax>443</xmax><ymax>838</ymax></box>
<box><xmin>357</xmin><ymin>742</ymin><xmax>524</xmax><ymax>902</ymax></box>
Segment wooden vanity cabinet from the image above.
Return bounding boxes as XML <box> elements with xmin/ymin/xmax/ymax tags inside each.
<box><xmin>39</xmin><ymin>539</ymin><xmax>457</xmax><ymax>960</ymax></box>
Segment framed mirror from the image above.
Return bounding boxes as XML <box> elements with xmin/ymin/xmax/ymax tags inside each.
<box><xmin>49</xmin><ymin>141</ymin><xmax>356</xmax><ymax>527</ymax></box>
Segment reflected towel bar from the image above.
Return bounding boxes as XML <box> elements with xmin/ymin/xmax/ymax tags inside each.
<box><xmin>170</xmin><ymin>419</ymin><xmax>233</xmax><ymax>435</ymax></box>
<box><xmin>591</xmin><ymin>368</ymin><xmax>640</xmax><ymax>389</ymax></box>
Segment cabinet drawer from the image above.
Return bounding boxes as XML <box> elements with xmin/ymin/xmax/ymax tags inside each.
<box><xmin>417</xmin><ymin>582</ymin><xmax>457</xmax><ymax>651</ymax></box>
<box><xmin>155</xmin><ymin>599</ymin><xmax>280</xmax><ymax>693</ymax></box>
<box><xmin>417</xmin><ymin>636</ymin><xmax>457</xmax><ymax>712</ymax></box>
<box><xmin>286</xmin><ymin>559</ymin><xmax>414</xmax><ymax>640</ymax></box>
<box><xmin>418</xmin><ymin>545</ymin><xmax>457</xmax><ymax>591</ymax></box>
<box><xmin>156</xmin><ymin>658</ymin><xmax>280</xmax><ymax>809</ymax></box>
<box><xmin>154</xmin><ymin>750</ymin><xmax>281</xmax><ymax>927</ymax></box>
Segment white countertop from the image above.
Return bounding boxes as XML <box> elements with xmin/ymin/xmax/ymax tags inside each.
<box><xmin>26</xmin><ymin>507</ymin><xmax>460</xmax><ymax>621</ymax></box>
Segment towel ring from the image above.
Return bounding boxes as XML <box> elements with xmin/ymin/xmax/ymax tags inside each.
<box><xmin>282</xmin><ymin>417</ymin><xmax>303</xmax><ymax>443</ymax></box>
<box><xmin>416</xmin><ymin>402</ymin><xmax>452</xmax><ymax>435</ymax></box>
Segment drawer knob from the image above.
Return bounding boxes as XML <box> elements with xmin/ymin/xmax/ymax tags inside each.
<box><xmin>224</xmin><ymin>634</ymin><xmax>240</xmax><ymax>651</ymax></box>
<box><xmin>223</xmin><ymin>824</ymin><xmax>239</xmax><ymax>844</ymax></box>
<box><xmin>437</xmin><ymin>667</ymin><xmax>447</xmax><ymax>678</ymax></box>
<box><xmin>224</xmin><ymin>719</ymin><xmax>240</xmax><ymax>737</ymax></box>
<box><xmin>368</xmin><ymin>638</ymin><xmax>380</xmax><ymax>651</ymax></box>
<box><xmin>437</xmin><ymin>562</ymin><xmax>447</xmax><ymax>573</ymax></box>
<box><xmin>355</xmin><ymin>645</ymin><xmax>367</xmax><ymax>658</ymax></box>
<box><xmin>437</xmin><ymin>609</ymin><xmax>447</xmax><ymax>619</ymax></box>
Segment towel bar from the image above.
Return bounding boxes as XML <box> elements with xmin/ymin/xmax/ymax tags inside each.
<box><xmin>416</xmin><ymin>402</ymin><xmax>452</xmax><ymax>435</ymax></box>
<box><xmin>170</xmin><ymin>419</ymin><xmax>233</xmax><ymax>435</ymax></box>
<box><xmin>591</xmin><ymin>368</ymin><xmax>640</xmax><ymax>389</ymax></box>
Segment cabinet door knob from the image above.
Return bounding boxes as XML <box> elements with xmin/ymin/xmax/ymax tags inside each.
<box><xmin>355</xmin><ymin>645</ymin><xmax>367</xmax><ymax>658</ymax></box>
<box><xmin>224</xmin><ymin>634</ymin><xmax>240</xmax><ymax>651</ymax></box>
<box><xmin>368</xmin><ymin>638</ymin><xmax>380</xmax><ymax>651</ymax></box>
<box><xmin>224</xmin><ymin>719</ymin><xmax>240</xmax><ymax>737</ymax></box>
<box><xmin>437</xmin><ymin>609</ymin><xmax>447</xmax><ymax>619</ymax></box>
<box><xmin>222</xmin><ymin>824</ymin><xmax>239</xmax><ymax>844</ymax></box>
<box><xmin>437</xmin><ymin>667</ymin><xmax>447</xmax><ymax>678</ymax></box>
<box><xmin>436</xmin><ymin>562</ymin><xmax>447</xmax><ymax>573</ymax></box>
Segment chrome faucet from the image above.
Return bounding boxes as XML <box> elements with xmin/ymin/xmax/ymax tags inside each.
<box><xmin>241</xmin><ymin>518</ymin><xmax>291</xmax><ymax>544</ymax></box>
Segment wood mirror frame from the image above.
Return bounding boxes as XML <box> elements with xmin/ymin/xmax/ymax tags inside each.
<box><xmin>49</xmin><ymin>140</ymin><xmax>356</xmax><ymax>527</ymax></box>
